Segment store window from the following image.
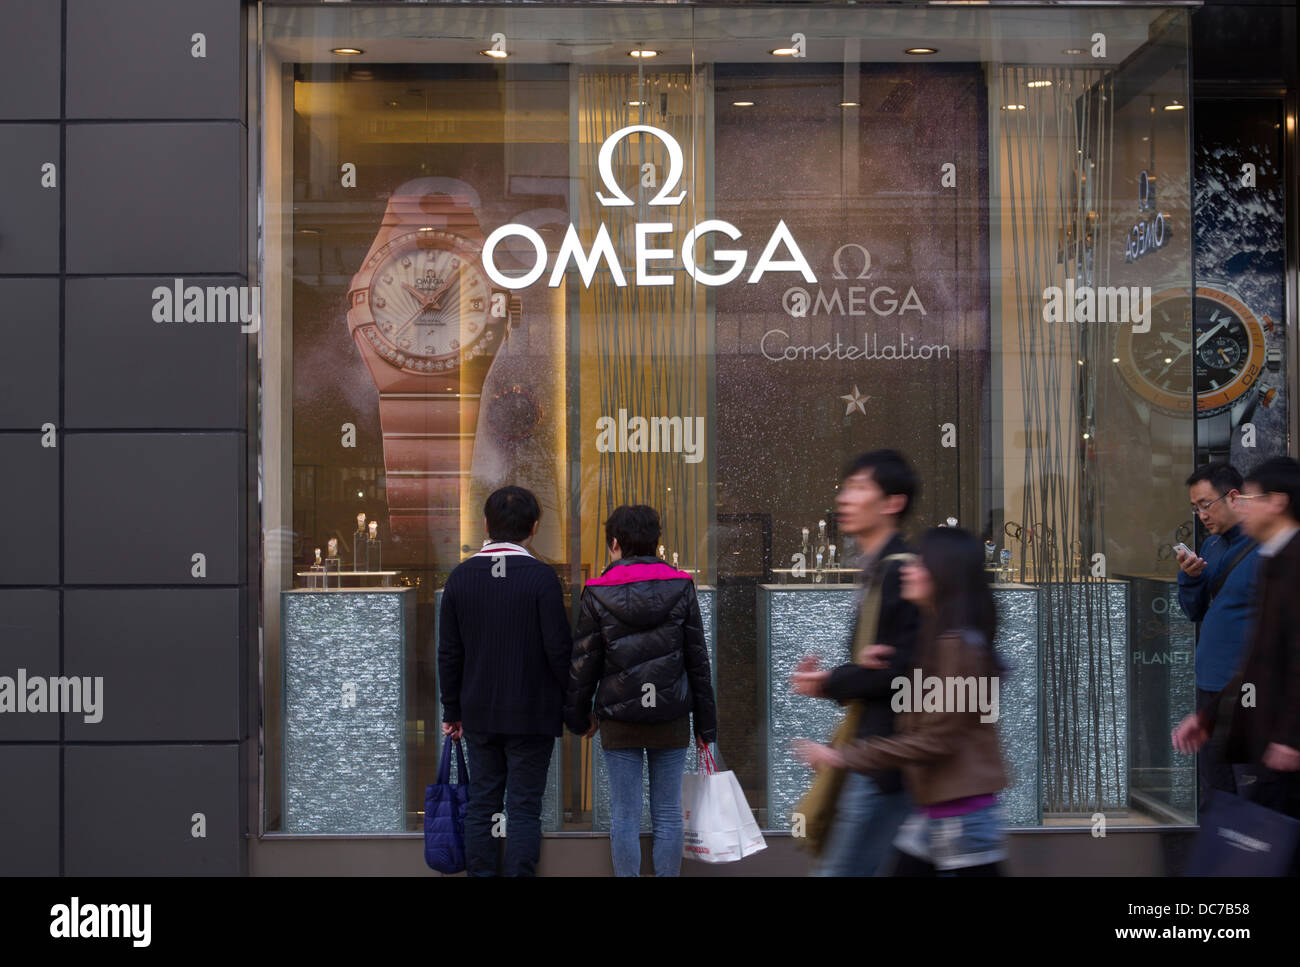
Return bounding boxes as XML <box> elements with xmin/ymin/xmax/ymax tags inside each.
<box><xmin>258</xmin><ymin>3</ymin><xmax>1202</xmax><ymax>835</ymax></box>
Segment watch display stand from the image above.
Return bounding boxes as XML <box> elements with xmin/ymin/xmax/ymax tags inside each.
<box><xmin>759</xmin><ymin>583</ymin><xmax>1042</xmax><ymax>828</ymax></box>
<box><xmin>352</xmin><ymin>535</ymin><xmax>364</xmax><ymax>573</ymax></box>
<box><xmin>366</xmin><ymin>538</ymin><xmax>383</xmax><ymax>574</ymax></box>
<box><xmin>324</xmin><ymin>557</ymin><xmax>340</xmax><ymax>590</ymax></box>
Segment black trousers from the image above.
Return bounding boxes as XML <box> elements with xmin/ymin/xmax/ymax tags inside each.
<box><xmin>1196</xmin><ymin>687</ymin><xmax>1238</xmax><ymax>811</ymax></box>
<box><xmin>462</xmin><ymin>732</ymin><xmax>554</xmax><ymax>877</ymax></box>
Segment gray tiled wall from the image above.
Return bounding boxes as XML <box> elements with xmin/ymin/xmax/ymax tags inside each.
<box><xmin>0</xmin><ymin>0</ymin><xmax>250</xmax><ymax>877</ymax></box>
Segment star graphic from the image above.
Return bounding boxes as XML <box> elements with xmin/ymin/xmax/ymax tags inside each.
<box><xmin>840</xmin><ymin>384</ymin><xmax>871</xmax><ymax>416</ymax></box>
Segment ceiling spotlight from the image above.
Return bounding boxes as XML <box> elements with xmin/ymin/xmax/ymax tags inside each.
<box><xmin>479</xmin><ymin>48</ymin><xmax>508</xmax><ymax>59</ymax></box>
<box><xmin>1112</xmin><ymin>357</ymin><xmax>1120</xmax><ymax>363</ymax></box>
<box><xmin>331</xmin><ymin>47</ymin><xmax>364</xmax><ymax>56</ymax></box>
<box><xmin>905</xmin><ymin>48</ymin><xmax>938</xmax><ymax>55</ymax></box>
<box><xmin>770</xmin><ymin>47</ymin><xmax>799</xmax><ymax>56</ymax></box>
<box><xmin>1164</xmin><ymin>100</ymin><xmax>1185</xmax><ymax>111</ymax></box>
<box><xmin>839</xmin><ymin>101</ymin><xmax>860</xmax><ymax>107</ymax></box>
<box><xmin>629</xmin><ymin>49</ymin><xmax>659</xmax><ymax>58</ymax></box>
<box><xmin>1062</xmin><ymin>48</ymin><xmax>1084</xmax><ymax>55</ymax></box>
<box><xmin>627</xmin><ymin>100</ymin><xmax>644</xmax><ymax>107</ymax></box>
<box><xmin>1003</xmin><ymin>104</ymin><xmax>1026</xmax><ymax>111</ymax></box>
<box><xmin>1027</xmin><ymin>80</ymin><xmax>1052</xmax><ymax>88</ymax></box>
<box><xmin>733</xmin><ymin>100</ymin><xmax>755</xmax><ymax>107</ymax></box>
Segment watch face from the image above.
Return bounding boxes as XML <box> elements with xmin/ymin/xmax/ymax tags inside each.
<box><xmin>351</xmin><ymin>229</ymin><xmax>504</xmax><ymax>375</ymax></box>
<box><xmin>1115</xmin><ymin>285</ymin><xmax>1267</xmax><ymax>416</ymax></box>
<box><xmin>1114</xmin><ymin>289</ymin><xmax>1194</xmax><ymax>414</ymax></box>
<box><xmin>1192</xmin><ymin>286</ymin><xmax>1266</xmax><ymax>415</ymax></box>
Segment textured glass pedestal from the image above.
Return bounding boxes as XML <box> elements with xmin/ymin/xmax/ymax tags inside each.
<box><xmin>433</xmin><ymin>589</ymin><xmax>563</xmax><ymax>831</ymax></box>
<box><xmin>1122</xmin><ymin>574</ymin><xmax>1196</xmax><ymax>820</ymax></box>
<box><xmin>589</xmin><ymin>587</ymin><xmax>716</xmax><ymax>832</ymax></box>
<box><xmin>282</xmin><ymin>588</ymin><xmax>413</xmax><ymax>833</ymax></box>
<box><xmin>759</xmin><ymin>583</ymin><xmax>1046</xmax><ymax>830</ymax></box>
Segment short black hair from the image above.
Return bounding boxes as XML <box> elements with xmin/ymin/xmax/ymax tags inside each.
<box><xmin>1244</xmin><ymin>457</ymin><xmax>1300</xmax><ymax>523</ymax></box>
<box><xmin>605</xmin><ymin>504</ymin><xmax>661</xmax><ymax>557</ymax></box>
<box><xmin>1185</xmin><ymin>461</ymin><xmax>1243</xmax><ymax>495</ymax></box>
<box><xmin>842</xmin><ymin>449</ymin><xmax>918</xmax><ymax>519</ymax></box>
<box><xmin>484</xmin><ymin>486</ymin><xmax>540</xmax><ymax>543</ymax></box>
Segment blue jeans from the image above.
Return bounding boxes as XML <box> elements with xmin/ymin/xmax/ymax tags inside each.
<box><xmin>812</xmin><ymin>772</ymin><xmax>912</xmax><ymax>877</ymax></box>
<box><xmin>604</xmin><ymin>745</ymin><xmax>689</xmax><ymax>877</ymax></box>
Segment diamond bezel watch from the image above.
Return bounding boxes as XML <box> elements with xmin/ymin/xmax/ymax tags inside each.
<box><xmin>345</xmin><ymin>177</ymin><xmax>519</xmax><ymax>566</ymax></box>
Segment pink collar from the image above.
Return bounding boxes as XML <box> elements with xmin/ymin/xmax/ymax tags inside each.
<box><xmin>586</xmin><ymin>560</ymin><xmax>692</xmax><ymax>586</ymax></box>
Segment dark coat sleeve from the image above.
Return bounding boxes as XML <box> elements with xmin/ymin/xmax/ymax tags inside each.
<box><xmin>437</xmin><ymin>576</ymin><xmax>464</xmax><ymax>723</ymax></box>
<box><xmin>563</xmin><ymin>589</ymin><xmax>604</xmax><ymax>734</ymax></box>
<box><xmin>822</xmin><ymin>560</ymin><xmax>920</xmax><ymax>701</ymax></box>
<box><xmin>682</xmin><ymin>583</ymin><xmax>718</xmax><ymax>742</ymax></box>
<box><xmin>1275</xmin><ymin>571</ymin><xmax>1300</xmax><ymax>750</ymax></box>
<box><xmin>537</xmin><ymin>569</ymin><xmax>574</xmax><ymax>690</ymax></box>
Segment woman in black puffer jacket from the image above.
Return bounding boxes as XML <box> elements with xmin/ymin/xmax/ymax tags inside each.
<box><xmin>565</xmin><ymin>504</ymin><xmax>718</xmax><ymax>877</ymax></box>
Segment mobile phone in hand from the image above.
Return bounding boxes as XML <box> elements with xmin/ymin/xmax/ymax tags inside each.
<box><xmin>1173</xmin><ymin>542</ymin><xmax>1193</xmax><ymax>558</ymax></box>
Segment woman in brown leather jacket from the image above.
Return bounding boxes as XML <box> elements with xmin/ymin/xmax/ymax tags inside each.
<box><xmin>796</xmin><ymin>527</ymin><xmax>1008</xmax><ymax>876</ymax></box>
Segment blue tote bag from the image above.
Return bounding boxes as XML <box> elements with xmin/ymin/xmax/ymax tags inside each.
<box><xmin>1186</xmin><ymin>791</ymin><xmax>1300</xmax><ymax>877</ymax></box>
<box><xmin>425</xmin><ymin>735</ymin><xmax>470</xmax><ymax>874</ymax></box>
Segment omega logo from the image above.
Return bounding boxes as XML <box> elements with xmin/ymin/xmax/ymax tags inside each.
<box><xmin>481</xmin><ymin>125</ymin><xmax>817</xmax><ymax>290</ymax></box>
<box><xmin>1125</xmin><ymin>169</ymin><xmax>1169</xmax><ymax>263</ymax></box>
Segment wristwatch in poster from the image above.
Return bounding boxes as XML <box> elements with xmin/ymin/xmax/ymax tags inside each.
<box><xmin>1115</xmin><ymin>282</ymin><xmax>1282</xmax><ymax>470</ymax></box>
<box><xmin>1189</xmin><ymin>282</ymin><xmax>1281</xmax><ymax>461</ymax></box>
<box><xmin>346</xmin><ymin>177</ymin><xmax>519</xmax><ymax>567</ymax></box>
<box><xmin>1113</xmin><ymin>285</ymin><xmax>1196</xmax><ymax>488</ymax></box>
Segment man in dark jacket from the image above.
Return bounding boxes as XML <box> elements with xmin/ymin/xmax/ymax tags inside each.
<box><xmin>1176</xmin><ymin>461</ymin><xmax>1259</xmax><ymax>808</ymax></box>
<box><xmin>1175</xmin><ymin>457</ymin><xmax>1300</xmax><ymax>870</ymax></box>
<box><xmin>792</xmin><ymin>449</ymin><xmax>921</xmax><ymax>876</ymax></box>
<box><xmin>565</xmin><ymin>504</ymin><xmax>718</xmax><ymax>876</ymax></box>
<box><xmin>439</xmin><ymin>486</ymin><xmax>572</xmax><ymax>876</ymax></box>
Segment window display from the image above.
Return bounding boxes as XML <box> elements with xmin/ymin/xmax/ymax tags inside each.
<box><xmin>259</xmin><ymin>3</ymin><xmax>1201</xmax><ymax>838</ymax></box>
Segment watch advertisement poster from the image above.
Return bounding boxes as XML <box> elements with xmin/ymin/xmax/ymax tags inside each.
<box><xmin>1192</xmin><ymin>98</ymin><xmax>1289</xmax><ymax>472</ymax></box>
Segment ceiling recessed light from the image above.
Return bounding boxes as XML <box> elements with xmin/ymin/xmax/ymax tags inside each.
<box><xmin>1003</xmin><ymin>104</ymin><xmax>1026</xmax><ymax>111</ymax></box>
<box><xmin>479</xmin><ymin>48</ymin><xmax>508</xmax><ymax>59</ymax></box>
<box><xmin>1164</xmin><ymin>100</ymin><xmax>1185</xmax><ymax>111</ymax></box>
<box><xmin>770</xmin><ymin>47</ymin><xmax>799</xmax><ymax>57</ymax></box>
<box><xmin>627</xmin><ymin>100</ymin><xmax>643</xmax><ymax>107</ymax></box>
<box><xmin>629</xmin><ymin>49</ymin><xmax>659</xmax><ymax>58</ymax></box>
<box><xmin>1062</xmin><ymin>48</ymin><xmax>1084</xmax><ymax>55</ymax></box>
<box><xmin>1027</xmin><ymin>80</ymin><xmax>1052</xmax><ymax>88</ymax></box>
<box><xmin>331</xmin><ymin>47</ymin><xmax>363</xmax><ymax>56</ymax></box>
<box><xmin>905</xmin><ymin>47</ymin><xmax>938</xmax><ymax>56</ymax></box>
<box><xmin>298</xmin><ymin>228</ymin><xmax>319</xmax><ymax>235</ymax></box>
<box><xmin>733</xmin><ymin>100</ymin><xmax>754</xmax><ymax>107</ymax></box>
<box><xmin>1112</xmin><ymin>357</ymin><xmax>1120</xmax><ymax>363</ymax></box>
<box><xmin>839</xmin><ymin>101</ymin><xmax>859</xmax><ymax>107</ymax></box>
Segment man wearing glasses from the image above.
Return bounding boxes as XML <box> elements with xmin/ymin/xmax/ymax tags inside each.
<box><xmin>1176</xmin><ymin>462</ymin><xmax>1260</xmax><ymax>809</ymax></box>
<box><xmin>1175</xmin><ymin>457</ymin><xmax>1300</xmax><ymax>856</ymax></box>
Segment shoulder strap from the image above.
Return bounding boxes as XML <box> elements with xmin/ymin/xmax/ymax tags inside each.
<box><xmin>1209</xmin><ymin>540</ymin><xmax>1257</xmax><ymax>601</ymax></box>
<box><xmin>849</xmin><ymin>552</ymin><xmax>913</xmax><ymax>662</ymax></box>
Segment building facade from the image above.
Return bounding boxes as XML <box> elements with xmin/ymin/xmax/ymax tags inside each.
<box><xmin>1</xmin><ymin>0</ymin><xmax>1297</xmax><ymax>876</ymax></box>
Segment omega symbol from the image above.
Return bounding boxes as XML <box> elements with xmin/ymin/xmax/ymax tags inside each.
<box><xmin>595</xmin><ymin>124</ymin><xmax>687</xmax><ymax>207</ymax></box>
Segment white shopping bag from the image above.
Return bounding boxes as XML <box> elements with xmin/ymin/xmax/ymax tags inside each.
<box><xmin>682</xmin><ymin>747</ymin><xmax>767</xmax><ymax>863</ymax></box>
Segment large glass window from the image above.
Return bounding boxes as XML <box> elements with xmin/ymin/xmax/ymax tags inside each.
<box><xmin>258</xmin><ymin>3</ymin><xmax>1196</xmax><ymax>835</ymax></box>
